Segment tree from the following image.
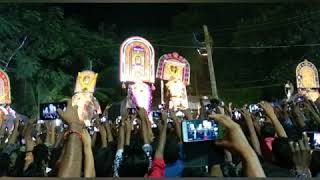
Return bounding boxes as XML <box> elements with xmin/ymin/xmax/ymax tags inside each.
<box><xmin>0</xmin><ymin>5</ymin><xmax>116</xmax><ymax>116</ymax></box>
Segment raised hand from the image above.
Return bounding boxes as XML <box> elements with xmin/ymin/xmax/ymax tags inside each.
<box><xmin>289</xmin><ymin>133</ymin><xmax>312</xmax><ymax>177</ymax></box>
<box><xmin>57</xmin><ymin>99</ymin><xmax>83</xmax><ymax>131</ymax></box>
<box><xmin>259</xmin><ymin>101</ymin><xmax>287</xmax><ymax>138</ymax></box>
<box><xmin>259</xmin><ymin>101</ymin><xmax>276</xmax><ymax>119</ymax></box>
<box><xmin>209</xmin><ymin>114</ymin><xmax>250</xmax><ymax>153</ymax></box>
<box><xmin>209</xmin><ymin>114</ymin><xmax>265</xmax><ymax>177</ymax></box>
<box><xmin>181</xmin><ymin>109</ymin><xmax>193</xmax><ymax>120</ymax></box>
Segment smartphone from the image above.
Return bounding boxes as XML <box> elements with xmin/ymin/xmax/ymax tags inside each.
<box><xmin>182</xmin><ymin>119</ymin><xmax>220</xmax><ymax>143</ymax></box>
<box><xmin>152</xmin><ymin>111</ymin><xmax>161</xmax><ymax>120</ymax></box>
<box><xmin>128</xmin><ymin>108</ymin><xmax>136</xmax><ymax>115</ymax></box>
<box><xmin>305</xmin><ymin>132</ymin><xmax>320</xmax><ymax>150</ymax></box>
<box><xmin>249</xmin><ymin>104</ymin><xmax>263</xmax><ymax>113</ymax></box>
<box><xmin>101</xmin><ymin>116</ymin><xmax>108</xmax><ymax>123</ymax></box>
<box><xmin>40</xmin><ymin>102</ymin><xmax>67</xmax><ymax>120</ymax></box>
<box><xmin>158</xmin><ymin>104</ymin><xmax>165</xmax><ymax>110</ymax></box>
<box><xmin>176</xmin><ymin>110</ymin><xmax>185</xmax><ymax>118</ymax></box>
<box><xmin>94</xmin><ymin>127</ymin><xmax>99</xmax><ymax>132</ymax></box>
<box><xmin>232</xmin><ymin>110</ymin><xmax>242</xmax><ymax>120</ymax></box>
<box><xmin>116</xmin><ymin>116</ymin><xmax>121</xmax><ymax>125</ymax></box>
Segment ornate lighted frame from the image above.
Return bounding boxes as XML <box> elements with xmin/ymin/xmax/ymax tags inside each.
<box><xmin>0</xmin><ymin>70</ymin><xmax>11</xmax><ymax>104</ymax></box>
<box><xmin>156</xmin><ymin>52</ymin><xmax>190</xmax><ymax>85</ymax></box>
<box><xmin>296</xmin><ymin>59</ymin><xmax>319</xmax><ymax>89</ymax></box>
<box><xmin>120</xmin><ymin>36</ymin><xmax>155</xmax><ymax>84</ymax></box>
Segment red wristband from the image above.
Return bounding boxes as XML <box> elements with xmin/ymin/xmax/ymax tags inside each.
<box><xmin>64</xmin><ymin>130</ymin><xmax>83</xmax><ymax>142</ymax></box>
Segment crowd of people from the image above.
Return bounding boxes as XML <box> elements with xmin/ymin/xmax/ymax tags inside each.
<box><xmin>0</xmin><ymin>92</ymin><xmax>319</xmax><ymax>178</ymax></box>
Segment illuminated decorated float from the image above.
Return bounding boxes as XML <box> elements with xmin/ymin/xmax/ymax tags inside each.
<box><xmin>120</xmin><ymin>36</ymin><xmax>155</xmax><ymax>117</ymax></box>
<box><xmin>72</xmin><ymin>70</ymin><xmax>101</xmax><ymax>126</ymax></box>
<box><xmin>156</xmin><ymin>52</ymin><xmax>190</xmax><ymax>110</ymax></box>
<box><xmin>0</xmin><ymin>69</ymin><xmax>17</xmax><ymax>132</ymax></box>
<box><xmin>296</xmin><ymin>59</ymin><xmax>320</xmax><ymax>102</ymax></box>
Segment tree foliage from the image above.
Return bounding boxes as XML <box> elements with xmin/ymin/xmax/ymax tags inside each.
<box><xmin>0</xmin><ymin>5</ymin><xmax>117</xmax><ymax>116</ymax></box>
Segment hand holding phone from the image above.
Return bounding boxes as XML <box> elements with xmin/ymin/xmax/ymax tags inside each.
<box><xmin>182</xmin><ymin>119</ymin><xmax>220</xmax><ymax>143</ymax></box>
<box><xmin>40</xmin><ymin>102</ymin><xmax>67</xmax><ymax>120</ymax></box>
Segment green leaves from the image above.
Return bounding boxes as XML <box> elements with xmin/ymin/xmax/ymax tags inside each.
<box><xmin>0</xmin><ymin>5</ymin><xmax>116</xmax><ymax>116</ymax></box>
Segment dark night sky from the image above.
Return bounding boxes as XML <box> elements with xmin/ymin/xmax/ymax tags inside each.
<box><xmin>53</xmin><ymin>4</ymin><xmax>189</xmax><ymax>32</ymax></box>
<box><xmin>50</xmin><ymin>3</ymin><xmax>265</xmax><ymax>39</ymax></box>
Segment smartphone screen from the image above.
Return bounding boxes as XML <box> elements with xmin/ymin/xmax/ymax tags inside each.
<box><xmin>152</xmin><ymin>111</ymin><xmax>161</xmax><ymax>120</ymax></box>
<box><xmin>306</xmin><ymin>132</ymin><xmax>320</xmax><ymax>150</ymax></box>
<box><xmin>182</xmin><ymin>119</ymin><xmax>219</xmax><ymax>143</ymax></box>
<box><xmin>176</xmin><ymin>110</ymin><xmax>185</xmax><ymax>118</ymax></box>
<box><xmin>40</xmin><ymin>102</ymin><xmax>67</xmax><ymax>120</ymax></box>
<box><xmin>128</xmin><ymin>108</ymin><xmax>136</xmax><ymax>115</ymax></box>
<box><xmin>101</xmin><ymin>116</ymin><xmax>108</xmax><ymax>123</ymax></box>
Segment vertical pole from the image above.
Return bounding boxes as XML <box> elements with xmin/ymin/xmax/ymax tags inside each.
<box><xmin>203</xmin><ymin>25</ymin><xmax>218</xmax><ymax>99</ymax></box>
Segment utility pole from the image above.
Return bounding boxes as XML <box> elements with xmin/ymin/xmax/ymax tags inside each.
<box><xmin>203</xmin><ymin>25</ymin><xmax>219</xmax><ymax>99</ymax></box>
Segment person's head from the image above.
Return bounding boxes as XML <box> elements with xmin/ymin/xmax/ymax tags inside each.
<box><xmin>310</xmin><ymin>151</ymin><xmax>320</xmax><ymax>177</ymax></box>
<box><xmin>10</xmin><ymin>151</ymin><xmax>26</xmax><ymax>177</ymax></box>
<box><xmin>49</xmin><ymin>147</ymin><xmax>62</xmax><ymax>170</ymax></box>
<box><xmin>0</xmin><ymin>153</ymin><xmax>9</xmax><ymax>176</ymax></box>
<box><xmin>33</xmin><ymin>144</ymin><xmax>50</xmax><ymax>167</ymax></box>
<box><xmin>182</xmin><ymin>167</ymin><xmax>209</xmax><ymax>177</ymax></box>
<box><xmin>95</xmin><ymin>147</ymin><xmax>115</xmax><ymax>177</ymax></box>
<box><xmin>272</xmin><ymin>137</ymin><xmax>293</xmax><ymax>169</ymax></box>
<box><xmin>118</xmin><ymin>145</ymin><xmax>149</xmax><ymax>177</ymax></box>
<box><xmin>164</xmin><ymin>133</ymin><xmax>180</xmax><ymax>164</ymax></box>
<box><xmin>260</xmin><ymin>122</ymin><xmax>276</xmax><ymax>138</ymax></box>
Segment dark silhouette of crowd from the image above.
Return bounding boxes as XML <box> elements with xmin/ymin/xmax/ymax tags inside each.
<box><xmin>0</xmin><ymin>93</ymin><xmax>319</xmax><ymax>178</ymax></box>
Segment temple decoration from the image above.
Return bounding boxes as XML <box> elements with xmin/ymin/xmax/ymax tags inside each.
<box><xmin>156</xmin><ymin>52</ymin><xmax>190</xmax><ymax>110</ymax></box>
<box><xmin>296</xmin><ymin>59</ymin><xmax>320</xmax><ymax>101</ymax></box>
<box><xmin>72</xmin><ymin>70</ymin><xmax>100</xmax><ymax>124</ymax></box>
<box><xmin>0</xmin><ymin>70</ymin><xmax>11</xmax><ymax>104</ymax></box>
<box><xmin>120</xmin><ymin>36</ymin><xmax>155</xmax><ymax>84</ymax></box>
<box><xmin>74</xmin><ymin>70</ymin><xmax>98</xmax><ymax>93</ymax></box>
<box><xmin>120</xmin><ymin>36</ymin><xmax>155</xmax><ymax>117</ymax></box>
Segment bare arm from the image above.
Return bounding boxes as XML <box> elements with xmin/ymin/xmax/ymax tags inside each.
<box><xmin>210</xmin><ymin>114</ymin><xmax>265</xmax><ymax>177</ymax></box>
<box><xmin>210</xmin><ymin>165</ymin><xmax>223</xmax><ymax>177</ymax></box>
<box><xmin>82</xmin><ymin>129</ymin><xmax>95</xmax><ymax>177</ymax></box>
<box><xmin>23</xmin><ymin>120</ymin><xmax>35</xmax><ymax>171</ymax></box>
<box><xmin>155</xmin><ymin>111</ymin><xmax>168</xmax><ymax>159</ymax></box>
<box><xmin>104</xmin><ymin>122</ymin><xmax>114</xmax><ymax>143</ymax></box>
<box><xmin>117</xmin><ymin>123</ymin><xmax>125</xmax><ymax>150</ymax></box>
<box><xmin>138</xmin><ymin>109</ymin><xmax>151</xmax><ymax>145</ymax></box>
<box><xmin>57</xmin><ymin>132</ymin><xmax>83</xmax><ymax>177</ymax></box>
<box><xmin>170</xmin><ymin>111</ymin><xmax>182</xmax><ymax>143</ymax></box>
<box><xmin>260</xmin><ymin>102</ymin><xmax>287</xmax><ymax>138</ymax></box>
<box><xmin>241</xmin><ymin>110</ymin><xmax>262</xmax><ymax>156</ymax></box>
<box><xmin>100</xmin><ymin>124</ymin><xmax>108</xmax><ymax>148</ymax></box>
<box><xmin>91</xmin><ymin>132</ymin><xmax>97</xmax><ymax>148</ymax></box>
<box><xmin>57</xmin><ymin>100</ymin><xmax>83</xmax><ymax>177</ymax></box>
<box><xmin>124</xmin><ymin>119</ymin><xmax>132</xmax><ymax>146</ymax></box>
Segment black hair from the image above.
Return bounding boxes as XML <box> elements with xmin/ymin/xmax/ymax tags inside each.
<box><xmin>182</xmin><ymin>167</ymin><xmax>209</xmax><ymax>177</ymax></box>
<box><xmin>33</xmin><ymin>144</ymin><xmax>49</xmax><ymax>167</ymax></box>
<box><xmin>9</xmin><ymin>151</ymin><xmax>26</xmax><ymax>177</ymax></box>
<box><xmin>163</xmin><ymin>133</ymin><xmax>179</xmax><ymax>165</ymax></box>
<box><xmin>260</xmin><ymin>122</ymin><xmax>276</xmax><ymax>138</ymax></box>
<box><xmin>47</xmin><ymin>147</ymin><xmax>62</xmax><ymax>177</ymax></box>
<box><xmin>0</xmin><ymin>153</ymin><xmax>9</xmax><ymax>177</ymax></box>
<box><xmin>310</xmin><ymin>151</ymin><xmax>320</xmax><ymax>177</ymax></box>
<box><xmin>118</xmin><ymin>145</ymin><xmax>149</xmax><ymax>177</ymax></box>
<box><xmin>94</xmin><ymin>144</ymin><xmax>116</xmax><ymax>177</ymax></box>
<box><xmin>272</xmin><ymin>137</ymin><xmax>293</xmax><ymax>169</ymax></box>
